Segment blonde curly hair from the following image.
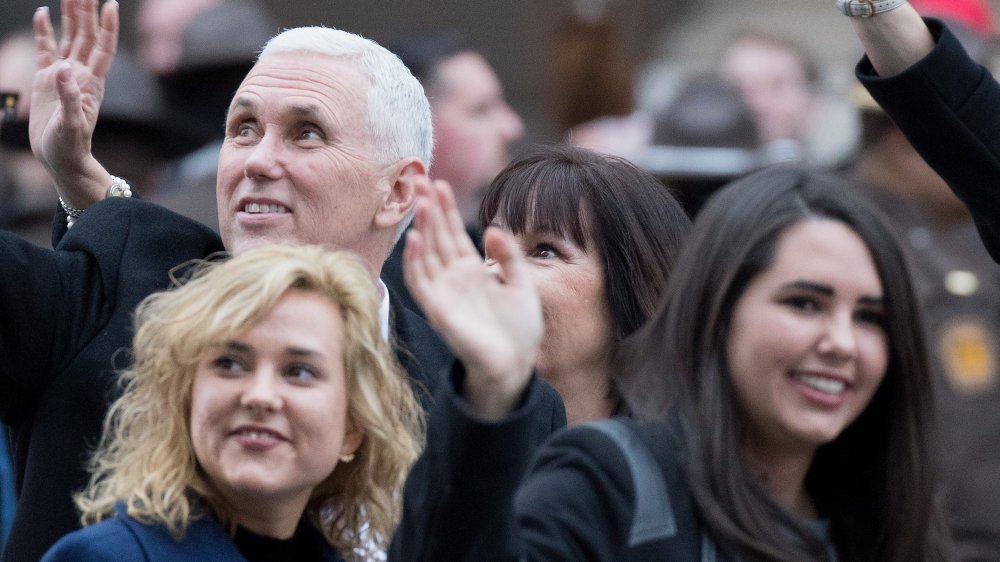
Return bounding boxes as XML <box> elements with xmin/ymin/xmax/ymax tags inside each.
<box><xmin>75</xmin><ymin>245</ymin><xmax>425</xmax><ymax>559</ymax></box>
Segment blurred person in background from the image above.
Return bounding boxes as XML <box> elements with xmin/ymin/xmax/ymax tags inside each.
<box><xmin>381</xmin><ymin>31</ymin><xmax>524</xmax><ymax>314</ymax></box>
<box><xmin>638</xmin><ymin>72</ymin><xmax>762</xmax><ymax>218</ymax></box>
<box><xmin>0</xmin><ymin>30</ymin><xmax>60</xmax><ymax>246</ymax></box>
<box><xmin>389</xmin><ymin>33</ymin><xmax>524</xmax><ymax>228</ymax></box>
<box><xmin>720</xmin><ymin>31</ymin><xmax>822</xmax><ymax>163</ymax></box>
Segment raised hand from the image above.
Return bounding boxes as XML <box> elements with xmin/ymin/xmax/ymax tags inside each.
<box><xmin>404</xmin><ymin>178</ymin><xmax>543</xmax><ymax>420</ymax></box>
<box><xmin>30</xmin><ymin>0</ymin><xmax>118</xmax><ymax>207</ymax></box>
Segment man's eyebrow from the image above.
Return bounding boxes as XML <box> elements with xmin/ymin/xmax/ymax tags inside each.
<box><xmin>229</xmin><ymin>97</ymin><xmax>257</xmax><ymax>111</ymax></box>
<box><xmin>226</xmin><ymin>97</ymin><xmax>257</xmax><ymax>121</ymax></box>
<box><xmin>287</xmin><ymin>104</ymin><xmax>324</xmax><ymax>120</ymax></box>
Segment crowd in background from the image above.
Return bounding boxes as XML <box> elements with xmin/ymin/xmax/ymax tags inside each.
<box><xmin>1</xmin><ymin>0</ymin><xmax>999</xmax><ymax>560</ymax></box>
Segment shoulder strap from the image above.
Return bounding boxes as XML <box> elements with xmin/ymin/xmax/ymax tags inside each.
<box><xmin>585</xmin><ymin>419</ymin><xmax>726</xmax><ymax>561</ymax></box>
<box><xmin>585</xmin><ymin>419</ymin><xmax>677</xmax><ymax>547</ymax></box>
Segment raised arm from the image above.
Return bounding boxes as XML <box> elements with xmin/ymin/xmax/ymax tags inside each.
<box><xmin>404</xmin><ymin>177</ymin><xmax>542</xmax><ymax>420</ymax></box>
<box><xmin>30</xmin><ymin>0</ymin><xmax>118</xmax><ymax>210</ymax></box>
<box><xmin>841</xmin><ymin>0</ymin><xmax>1000</xmax><ymax>262</ymax></box>
<box><xmin>845</xmin><ymin>1</ymin><xmax>934</xmax><ymax>76</ymax></box>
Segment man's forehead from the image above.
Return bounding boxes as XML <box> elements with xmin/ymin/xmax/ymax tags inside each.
<box><xmin>229</xmin><ymin>96</ymin><xmax>328</xmax><ymax>117</ymax></box>
<box><xmin>249</xmin><ymin>51</ymin><xmax>367</xmax><ymax>81</ymax></box>
<box><xmin>230</xmin><ymin>55</ymin><xmax>370</xmax><ymax>114</ymax></box>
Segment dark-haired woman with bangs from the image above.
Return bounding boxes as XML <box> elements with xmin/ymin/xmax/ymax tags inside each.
<box><xmin>476</xmin><ymin>144</ymin><xmax>690</xmax><ymax>423</ymax></box>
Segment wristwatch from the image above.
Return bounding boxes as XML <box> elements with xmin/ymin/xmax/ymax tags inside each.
<box><xmin>836</xmin><ymin>0</ymin><xmax>907</xmax><ymax>18</ymax></box>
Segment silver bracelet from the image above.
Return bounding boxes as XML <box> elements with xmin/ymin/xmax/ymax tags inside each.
<box><xmin>60</xmin><ymin>175</ymin><xmax>133</xmax><ymax>228</ymax></box>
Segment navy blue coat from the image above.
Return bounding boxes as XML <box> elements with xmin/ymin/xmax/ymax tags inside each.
<box><xmin>41</xmin><ymin>506</ymin><xmax>343</xmax><ymax>562</ymax></box>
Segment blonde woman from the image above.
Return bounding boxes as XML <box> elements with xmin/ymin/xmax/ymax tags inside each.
<box><xmin>42</xmin><ymin>245</ymin><xmax>423</xmax><ymax>562</ymax></box>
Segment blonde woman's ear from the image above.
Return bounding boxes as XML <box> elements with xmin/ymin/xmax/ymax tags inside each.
<box><xmin>339</xmin><ymin>425</ymin><xmax>364</xmax><ymax>463</ymax></box>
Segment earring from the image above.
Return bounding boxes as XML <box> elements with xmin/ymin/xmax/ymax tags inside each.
<box><xmin>339</xmin><ymin>453</ymin><xmax>355</xmax><ymax>463</ymax></box>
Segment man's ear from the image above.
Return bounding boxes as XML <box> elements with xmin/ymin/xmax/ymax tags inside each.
<box><xmin>374</xmin><ymin>157</ymin><xmax>426</xmax><ymax>230</ymax></box>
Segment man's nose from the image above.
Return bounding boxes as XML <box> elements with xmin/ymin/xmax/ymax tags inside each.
<box><xmin>243</xmin><ymin>131</ymin><xmax>285</xmax><ymax>181</ymax></box>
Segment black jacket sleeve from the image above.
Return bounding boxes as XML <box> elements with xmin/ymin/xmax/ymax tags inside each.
<box><xmin>858</xmin><ymin>19</ymin><xmax>1000</xmax><ymax>263</ymax></box>
<box><xmin>0</xmin><ymin>209</ymin><xmax>120</xmax><ymax>422</ymax></box>
<box><xmin>389</xmin><ymin>364</ymin><xmax>644</xmax><ymax>561</ymax></box>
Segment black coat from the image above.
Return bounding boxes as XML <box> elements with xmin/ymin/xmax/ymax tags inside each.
<box><xmin>858</xmin><ymin>20</ymin><xmax>1000</xmax><ymax>264</ymax></box>
<box><xmin>389</xmin><ymin>370</ymin><xmax>718</xmax><ymax>562</ymax></box>
<box><xmin>0</xmin><ymin>198</ymin><xmax>223</xmax><ymax>562</ymax></box>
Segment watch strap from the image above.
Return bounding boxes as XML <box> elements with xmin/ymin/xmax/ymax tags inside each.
<box><xmin>837</xmin><ymin>0</ymin><xmax>907</xmax><ymax>17</ymax></box>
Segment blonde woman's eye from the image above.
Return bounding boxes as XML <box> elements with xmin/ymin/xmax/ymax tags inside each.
<box><xmin>286</xmin><ymin>365</ymin><xmax>318</xmax><ymax>382</ymax></box>
<box><xmin>212</xmin><ymin>356</ymin><xmax>246</xmax><ymax>376</ymax></box>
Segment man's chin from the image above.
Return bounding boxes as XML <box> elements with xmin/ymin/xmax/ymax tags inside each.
<box><xmin>226</xmin><ymin>233</ymin><xmax>303</xmax><ymax>257</ymax></box>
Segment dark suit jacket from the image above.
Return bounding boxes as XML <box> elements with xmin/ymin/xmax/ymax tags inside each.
<box><xmin>858</xmin><ymin>20</ymin><xmax>1000</xmax><ymax>264</ymax></box>
<box><xmin>40</xmin><ymin>506</ymin><xmax>343</xmax><ymax>562</ymax></box>
<box><xmin>387</xmin><ymin>287</ymin><xmax>452</xmax><ymax>411</ymax></box>
<box><xmin>0</xmin><ymin>198</ymin><xmax>223</xmax><ymax>562</ymax></box>
<box><xmin>0</xmin><ymin>199</ymin><xmax>457</xmax><ymax>561</ymax></box>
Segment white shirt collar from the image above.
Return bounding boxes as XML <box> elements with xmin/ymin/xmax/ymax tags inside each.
<box><xmin>376</xmin><ymin>278</ymin><xmax>391</xmax><ymax>343</ymax></box>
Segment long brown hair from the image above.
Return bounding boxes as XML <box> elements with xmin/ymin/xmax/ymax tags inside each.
<box><xmin>624</xmin><ymin>167</ymin><xmax>950</xmax><ymax>561</ymax></box>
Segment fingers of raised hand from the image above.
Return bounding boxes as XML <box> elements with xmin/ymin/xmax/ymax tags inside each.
<box><xmin>91</xmin><ymin>0</ymin><xmax>119</xmax><ymax>77</ymax></box>
<box><xmin>431</xmin><ymin>179</ymin><xmax>478</xmax><ymax>256</ymax></box>
<box><xmin>484</xmin><ymin>227</ymin><xmax>527</xmax><ymax>286</ymax></box>
<box><xmin>33</xmin><ymin>7</ymin><xmax>59</xmax><ymax>68</ymax></box>
<box><xmin>54</xmin><ymin>61</ymin><xmax>83</xmax><ymax>123</ymax></box>
<box><xmin>58</xmin><ymin>0</ymin><xmax>75</xmax><ymax>58</ymax></box>
<box><xmin>403</xmin><ymin>228</ymin><xmax>430</xmax><ymax>300</ymax></box>
<box><xmin>410</xmin><ymin>199</ymin><xmax>443</xmax><ymax>275</ymax></box>
<box><xmin>48</xmin><ymin>0</ymin><xmax>116</xmax><ymax>76</ymax></box>
<box><xmin>419</xmin><ymin>185</ymin><xmax>462</xmax><ymax>266</ymax></box>
<box><xmin>69</xmin><ymin>0</ymin><xmax>99</xmax><ymax>62</ymax></box>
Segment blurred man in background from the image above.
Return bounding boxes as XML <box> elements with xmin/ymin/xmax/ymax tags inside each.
<box><xmin>382</xmin><ymin>32</ymin><xmax>523</xmax><ymax>313</ymax></box>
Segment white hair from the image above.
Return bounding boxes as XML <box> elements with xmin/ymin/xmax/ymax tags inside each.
<box><xmin>259</xmin><ymin>27</ymin><xmax>433</xmax><ymax>170</ymax></box>
<box><xmin>259</xmin><ymin>27</ymin><xmax>431</xmax><ymax>239</ymax></box>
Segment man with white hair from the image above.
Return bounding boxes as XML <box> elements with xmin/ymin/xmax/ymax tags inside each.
<box><xmin>0</xmin><ymin>1</ymin><xmax>566</xmax><ymax>559</ymax></box>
